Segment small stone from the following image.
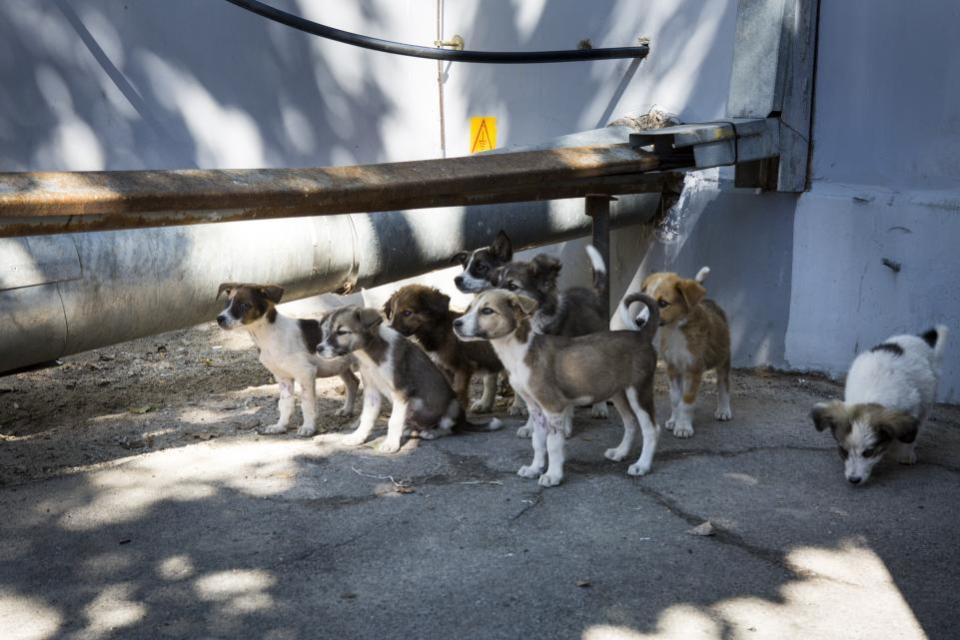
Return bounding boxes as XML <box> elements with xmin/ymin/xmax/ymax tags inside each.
<box><xmin>687</xmin><ymin>521</ymin><xmax>715</xmax><ymax>536</ymax></box>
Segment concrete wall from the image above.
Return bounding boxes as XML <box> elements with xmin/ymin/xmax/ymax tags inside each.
<box><xmin>624</xmin><ymin>1</ymin><xmax>960</xmax><ymax>401</ymax></box>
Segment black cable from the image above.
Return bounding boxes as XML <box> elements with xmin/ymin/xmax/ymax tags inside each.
<box><xmin>223</xmin><ymin>0</ymin><xmax>649</xmax><ymax>64</ymax></box>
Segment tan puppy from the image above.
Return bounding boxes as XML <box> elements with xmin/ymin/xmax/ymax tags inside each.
<box><xmin>383</xmin><ymin>284</ymin><xmax>503</xmax><ymax>413</ymax></box>
<box><xmin>632</xmin><ymin>267</ymin><xmax>732</xmax><ymax>438</ymax></box>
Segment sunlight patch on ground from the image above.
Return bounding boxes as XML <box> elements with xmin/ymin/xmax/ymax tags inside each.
<box><xmin>0</xmin><ymin>590</ymin><xmax>62</xmax><ymax>640</ymax></box>
<box><xmin>194</xmin><ymin>569</ymin><xmax>276</xmax><ymax>615</ymax></box>
<box><xmin>584</xmin><ymin>605</ymin><xmax>721</xmax><ymax>639</ymax></box>
<box><xmin>79</xmin><ymin>583</ymin><xmax>146</xmax><ymax>639</ymax></box>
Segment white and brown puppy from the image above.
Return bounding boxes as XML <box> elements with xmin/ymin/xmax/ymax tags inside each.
<box><xmin>492</xmin><ymin>245</ymin><xmax>612</xmax><ymax>427</ymax></box>
<box><xmin>452</xmin><ymin>229</ymin><xmax>513</xmax><ymax>294</ymax></box>
<box><xmin>454</xmin><ymin>290</ymin><xmax>660</xmax><ymax>487</ymax></box>
<box><xmin>317</xmin><ymin>305</ymin><xmax>502</xmax><ymax>453</ymax></box>
<box><xmin>216</xmin><ymin>283</ymin><xmax>359</xmax><ymax>436</ymax></box>
<box><xmin>812</xmin><ymin>326</ymin><xmax>948</xmax><ymax>485</ymax></box>
<box><xmin>630</xmin><ymin>266</ymin><xmax>731</xmax><ymax>438</ymax></box>
<box><xmin>383</xmin><ymin>284</ymin><xmax>503</xmax><ymax>413</ymax></box>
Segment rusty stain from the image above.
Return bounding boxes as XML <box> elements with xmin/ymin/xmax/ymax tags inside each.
<box><xmin>0</xmin><ymin>145</ymin><xmax>662</xmax><ymax>238</ymax></box>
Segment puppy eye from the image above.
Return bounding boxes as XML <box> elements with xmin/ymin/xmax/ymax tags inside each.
<box><xmin>837</xmin><ymin>446</ymin><xmax>849</xmax><ymax>460</ymax></box>
<box><xmin>401</xmin><ymin>310</ymin><xmax>413</xmax><ymax>317</ymax></box>
<box><xmin>336</xmin><ymin>329</ymin><xmax>351</xmax><ymax>336</ymax></box>
<box><xmin>862</xmin><ymin>447</ymin><xmax>876</xmax><ymax>458</ymax></box>
<box><xmin>507</xmin><ymin>282</ymin><xmax>519</xmax><ymax>291</ymax></box>
<box><xmin>477</xmin><ymin>264</ymin><xmax>488</xmax><ymax>273</ymax></box>
<box><xmin>657</xmin><ymin>299</ymin><xmax>670</xmax><ymax>309</ymax></box>
<box><xmin>480</xmin><ymin>307</ymin><xmax>495</xmax><ymax>316</ymax></box>
<box><xmin>238</xmin><ymin>303</ymin><xmax>250</xmax><ymax>312</ymax></box>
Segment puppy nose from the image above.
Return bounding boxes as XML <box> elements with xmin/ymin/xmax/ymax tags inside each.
<box><xmin>453</xmin><ymin>318</ymin><xmax>463</xmax><ymax>329</ymax></box>
<box><xmin>848</xmin><ymin>476</ymin><xmax>862</xmax><ymax>485</ymax></box>
<box><xmin>216</xmin><ymin>315</ymin><xmax>227</xmax><ymax>327</ymax></box>
<box><xmin>454</xmin><ymin>276</ymin><xmax>463</xmax><ymax>286</ymax></box>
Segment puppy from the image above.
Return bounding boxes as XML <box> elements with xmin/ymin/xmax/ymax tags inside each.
<box><xmin>383</xmin><ymin>284</ymin><xmax>503</xmax><ymax>413</ymax></box>
<box><xmin>452</xmin><ymin>229</ymin><xmax>513</xmax><ymax>294</ymax></box>
<box><xmin>492</xmin><ymin>244</ymin><xmax>611</xmax><ymax>429</ymax></box>
<box><xmin>216</xmin><ymin>283</ymin><xmax>359</xmax><ymax>436</ymax></box>
<box><xmin>811</xmin><ymin>326</ymin><xmax>948</xmax><ymax>485</ymax></box>
<box><xmin>633</xmin><ymin>266</ymin><xmax>731</xmax><ymax>438</ymax></box>
<box><xmin>317</xmin><ymin>305</ymin><xmax>502</xmax><ymax>452</ymax></box>
<box><xmin>454</xmin><ymin>290</ymin><xmax>660</xmax><ymax>487</ymax></box>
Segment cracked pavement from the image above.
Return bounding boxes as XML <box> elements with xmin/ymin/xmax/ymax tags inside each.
<box><xmin>3</xmin><ymin>342</ymin><xmax>960</xmax><ymax>639</ymax></box>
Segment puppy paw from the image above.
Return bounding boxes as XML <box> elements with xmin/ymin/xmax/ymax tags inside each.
<box><xmin>416</xmin><ymin>429</ymin><xmax>438</xmax><ymax>440</ymax></box>
<box><xmin>517</xmin><ymin>465</ymin><xmax>544</xmax><ymax>479</ymax></box>
<box><xmin>538</xmin><ymin>472</ymin><xmax>563</xmax><ymax>487</ymax></box>
<box><xmin>341</xmin><ymin>433</ymin><xmax>367</xmax><ymax>446</ymax></box>
<box><xmin>664</xmin><ymin>416</ymin><xmax>676</xmax><ymax>431</ymax></box>
<box><xmin>897</xmin><ymin>451</ymin><xmax>918</xmax><ymax>465</ymax></box>
<box><xmin>334</xmin><ymin>406</ymin><xmax>354</xmax><ymax>418</ymax></box>
<box><xmin>516</xmin><ymin>424</ymin><xmax>533</xmax><ymax>438</ymax></box>
<box><xmin>508</xmin><ymin>405</ymin><xmax>528</xmax><ymax>418</ymax></box>
<box><xmin>671</xmin><ymin>422</ymin><xmax>694</xmax><ymax>438</ymax></box>
<box><xmin>296</xmin><ymin>424</ymin><xmax>317</xmax><ymax>437</ymax></box>
<box><xmin>377</xmin><ymin>440</ymin><xmax>402</xmax><ymax>454</ymax></box>
<box><xmin>627</xmin><ymin>461</ymin><xmax>651</xmax><ymax>476</ymax></box>
<box><xmin>469</xmin><ymin>400</ymin><xmax>494</xmax><ymax>414</ymax></box>
<box><xmin>260</xmin><ymin>423</ymin><xmax>288</xmax><ymax>435</ymax></box>
<box><xmin>604</xmin><ymin>447</ymin><xmax>628</xmax><ymax>462</ymax></box>
<box><xmin>715</xmin><ymin>407</ymin><xmax>733</xmax><ymax>421</ymax></box>
<box><xmin>591</xmin><ymin>402</ymin><xmax>610</xmax><ymax>419</ymax></box>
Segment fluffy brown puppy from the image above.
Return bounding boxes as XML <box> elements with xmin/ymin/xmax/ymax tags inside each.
<box><xmin>383</xmin><ymin>284</ymin><xmax>503</xmax><ymax>413</ymax></box>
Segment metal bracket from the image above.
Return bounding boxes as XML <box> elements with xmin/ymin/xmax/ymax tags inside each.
<box><xmin>434</xmin><ymin>34</ymin><xmax>464</xmax><ymax>50</ymax></box>
<box><xmin>628</xmin><ymin>117</ymin><xmax>780</xmax><ymax>171</ymax></box>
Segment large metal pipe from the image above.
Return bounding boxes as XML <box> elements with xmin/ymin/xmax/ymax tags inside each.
<box><xmin>0</xmin><ymin>127</ymin><xmax>667</xmax><ymax>373</ymax></box>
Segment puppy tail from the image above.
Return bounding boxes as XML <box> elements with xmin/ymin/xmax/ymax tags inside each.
<box><xmin>619</xmin><ymin>293</ymin><xmax>660</xmax><ymax>343</ymax></box>
<box><xmin>920</xmin><ymin>325</ymin><xmax>949</xmax><ymax>361</ymax></box>
<box><xmin>585</xmin><ymin>244</ymin><xmax>608</xmax><ymax>302</ymax></box>
<box><xmin>694</xmin><ymin>266</ymin><xmax>711</xmax><ymax>283</ymax></box>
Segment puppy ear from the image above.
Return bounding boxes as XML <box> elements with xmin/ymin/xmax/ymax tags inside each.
<box><xmin>676</xmin><ymin>279</ymin><xmax>706</xmax><ymax>309</ymax></box>
<box><xmin>259</xmin><ymin>285</ymin><xmax>284</xmax><ymax>304</ymax></box>
<box><xmin>451</xmin><ymin>251</ymin><xmax>469</xmax><ymax>266</ymax></box>
<box><xmin>425</xmin><ymin>289</ymin><xmax>451</xmax><ymax>316</ymax></box>
<box><xmin>877</xmin><ymin>410</ymin><xmax>920</xmax><ymax>443</ymax></box>
<box><xmin>357</xmin><ymin>307</ymin><xmax>383</xmax><ymax>330</ymax></box>
<box><xmin>511</xmin><ymin>294</ymin><xmax>539</xmax><ymax>316</ymax></box>
<box><xmin>382</xmin><ymin>291</ymin><xmax>397</xmax><ymax>320</ymax></box>
<box><xmin>217</xmin><ymin>282</ymin><xmax>239</xmax><ymax>299</ymax></box>
<box><xmin>531</xmin><ymin>254</ymin><xmax>562</xmax><ymax>282</ymax></box>
<box><xmin>492</xmin><ymin>230</ymin><xmax>513</xmax><ymax>262</ymax></box>
<box><xmin>811</xmin><ymin>401</ymin><xmax>847</xmax><ymax>433</ymax></box>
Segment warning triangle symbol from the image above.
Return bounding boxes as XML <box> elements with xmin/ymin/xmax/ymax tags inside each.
<box><xmin>472</xmin><ymin>120</ymin><xmax>492</xmax><ymax>153</ymax></box>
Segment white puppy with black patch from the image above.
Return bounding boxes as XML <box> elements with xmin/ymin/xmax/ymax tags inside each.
<box><xmin>811</xmin><ymin>326</ymin><xmax>948</xmax><ymax>485</ymax></box>
<box><xmin>217</xmin><ymin>283</ymin><xmax>359</xmax><ymax>437</ymax></box>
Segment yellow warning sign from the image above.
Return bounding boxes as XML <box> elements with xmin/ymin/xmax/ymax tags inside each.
<box><xmin>470</xmin><ymin>116</ymin><xmax>497</xmax><ymax>154</ymax></box>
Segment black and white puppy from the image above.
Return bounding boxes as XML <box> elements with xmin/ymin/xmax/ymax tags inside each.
<box><xmin>812</xmin><ymin>326</ymin><xmax>948</xmax><ymax>485</ymax></box>
<box><xmin>217</xmin><ymin>283</ymin><xmax>359</xmax><ymax>436</ymax></box>
<box><xmin>317</xmin><ymin>305</ymin><xmax>502</xmax><ymax>453</ymax></box>
<box><xmin>452</xmin><ymin>229</ymin><xmax>513</xmax><ymax>294</ymax></box>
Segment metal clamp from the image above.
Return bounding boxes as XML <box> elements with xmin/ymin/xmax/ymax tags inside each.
<box><xmin>628</xmin><ymin>117</ymin><xmax>779</xmax><ymax>170</ymax></box>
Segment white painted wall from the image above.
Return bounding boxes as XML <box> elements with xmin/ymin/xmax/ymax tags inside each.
<box><xmin>3</xmin><ymin>1</ymin><xmax>955</xmax><ymax>399</ymax></box>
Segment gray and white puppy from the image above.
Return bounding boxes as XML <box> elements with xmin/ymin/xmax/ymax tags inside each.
<box><xmin>812</xmin><ymin>325</ymin><xmax>948</xmax><ymax>485</ymax></box>
<box><xmin>454</xmin><ymin>290</ymin><xmax>660</xmax><ymax>487</ymax></box>
<box><xmin>317</xmin><ymin>305</ymin><xmax>502</xmax><ymax>453</ymax></box>
<box><xmin>216</xmin><ymin>283</ymin><xmax>359</xmax><ymax>436</ymax></box>
<box><xmin>492</xmin><ymin>244</ymin><xmax>612</xmax><ymax>428</ymax></box>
